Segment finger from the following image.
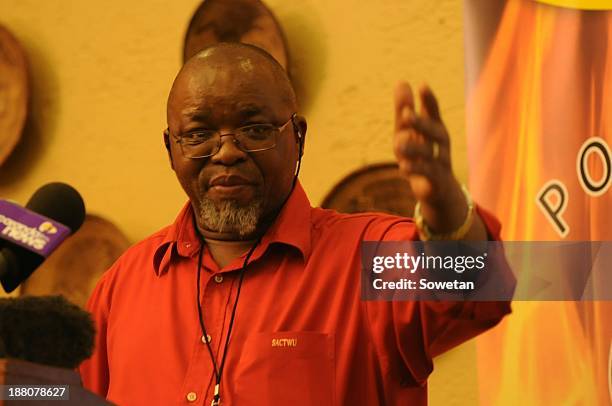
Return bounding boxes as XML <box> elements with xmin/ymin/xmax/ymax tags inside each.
<box><xmin>408</xmin><ymin>175</ymin><xmax>433</xmax><ymax>200</ymax></box>
<box><xmin>410</xmin><ymin>116</ymin><xmax>448</xmax><ymax>144</ymax></box>
<box><xmin>394</xmin><ymin>129</ymin><xmax>423</xmax><ymax>160</ymax></box>
<box><xmin>394</xmin><ymin>81</ymin><xmax>415</xmax><ymax>131</ymax></box>
<box><xmin>419</xmin><ymin>85</ymin><xmax>442</xmax><ymax>123</ymax></box>
<box><xmin>395</xmin><ymin>132</ymin><xmax>435</xmax><ymax>160</ymax></box>
<box><xmin>398</xmin><ymin>159</ymin><xmax>435</xmax><ymax>177</ymax></box>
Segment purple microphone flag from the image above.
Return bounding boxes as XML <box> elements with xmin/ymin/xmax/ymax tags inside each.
<box><xmin>0</xmin><ymin>200</ymin><xmax>71</xmax><ymax>257</ymax></box>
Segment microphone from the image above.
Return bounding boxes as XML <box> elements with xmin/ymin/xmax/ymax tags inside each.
<box><xmin>0</xmin><ymin>295</ymin><xmax>95</xmax><ymax>368</ymax></box>
<box><xmin>0</xmin><ymin>295</ymin><xmax>111</xmax><ymax>405</ymax></box>
<box><xmin>0</xmin><ymin>183</ymin><xmax>86</xmax><ymax>293</ymax></box>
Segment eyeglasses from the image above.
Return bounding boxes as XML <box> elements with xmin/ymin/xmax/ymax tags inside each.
<box><xmin>166</xmin><ymin>114</ymin><xmax>296</xmax><ymax>159</ymax></box>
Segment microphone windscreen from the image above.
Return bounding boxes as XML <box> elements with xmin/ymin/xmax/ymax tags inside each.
<box><xmin>26</xmin><ymin>182</ymin><xmax>86</xmax><ymax>233</ymax></box>
<box><xmin>0</xmin><ymin>295</ymin><xmax>95</xmax><ymax>369</ymax></box>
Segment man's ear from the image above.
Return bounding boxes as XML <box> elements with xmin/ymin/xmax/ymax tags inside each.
<box><xmin>292</xmin><ymin>115</ymin><xmax>307</xmax><ymax>157</ymax></box>
<box><xmin>163</xmin><ymin>129</ymin><xmax>175</xmax><ymax>170</ymax></box>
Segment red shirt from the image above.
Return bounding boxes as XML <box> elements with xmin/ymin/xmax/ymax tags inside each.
<box><xmin>79</xmin><ymin>182</ymin><xmax>511</xmax><ymax>405</ymax></box>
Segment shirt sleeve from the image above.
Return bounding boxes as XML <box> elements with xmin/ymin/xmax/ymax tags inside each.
<box><xmin>78</xmin><ymin>270</ymin><xmax>113</xmax><ymax>398</ymax></box>
<box><xmin>363</xmin><ymin>205</ymin><xmax>514</xmax><ymax>386</ymax></box>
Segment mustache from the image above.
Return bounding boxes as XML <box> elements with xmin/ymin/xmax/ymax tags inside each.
<box><xmin>203</xmin><ymin>166</ymin><xmax>262</xmax><ymax>188</ymax></box>
<box><xmin>208</xmin><ymin>173</ymin><xmax>257</xmax><ymax>187</ymax></box>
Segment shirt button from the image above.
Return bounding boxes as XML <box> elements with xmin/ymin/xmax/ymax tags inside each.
<box><xmin>186</xmin><ymin>392</ymin><xmax>197</xmax><ymax>402</ymax></box>
<box><xmin>201</xmin><ymin>334</ymin><xmax>212</xmax><ymax>344</ymax></box>
<box><xmin>184</xmin><ymin>242</ymin><xmax>192</xmax><ymax>248</ymax></box>
<box><xmin>214</xmin><ymin>275</ymin><xmax>224</xmax><ymax>283</ymax></box>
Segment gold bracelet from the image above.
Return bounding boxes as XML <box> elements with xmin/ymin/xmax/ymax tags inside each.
<box><xmin>414</xmin><ymin>185</ymin><xmax>474</xmax><ymax>241</ymax></box>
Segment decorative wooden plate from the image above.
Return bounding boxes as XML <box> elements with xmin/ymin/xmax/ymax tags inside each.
<box><xmin>20</xmin><ymin>215</ymin><xmax>130</xmax><ymax>308</ymax></box>
<box><xmin>0</xmin><ymin>25</ymin><xmax>28</xmax><ymax>166</ymax></box>
<box><xmin>321</xmin><ymin>162</ymin><xmax>416</xmax><ymax>216</ymax></box>
<box><xmin>183</xmin><ymin>0</ymin><xmax>289</xmax><ymax>69</ymax></box>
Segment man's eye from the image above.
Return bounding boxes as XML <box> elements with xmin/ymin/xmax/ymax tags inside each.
<box><xmin>241</xmin><ymin>125</ymin><xmax>273</xmax><ymax>140</ymax></box>
<box><xmin>182</xmin><ymin>131</ymin><xmax>215</xmax><ymax>144</ymax></box>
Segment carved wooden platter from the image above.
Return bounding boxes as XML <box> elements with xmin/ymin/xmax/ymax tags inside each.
<box><xmin>0</xmin><ymin>25</ymin><xmax>28</xmax><ymax>166</ymax></box>
<box><xmin>20</xmin><ymin>215</ymin><xmax>130</xmax><ymax>308</ymax></box>
<box><xmin>183</xmin><ymin>0</ymin><xmax>289</xmax><ymax>69</ymax></box>
<box><xmin>321</xmin><ymin>162</ymin><xmax>416</xmax><ymax>216</ymax></box>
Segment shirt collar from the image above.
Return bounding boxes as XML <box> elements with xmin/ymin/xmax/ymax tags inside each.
<box><xmin>153</xmin><ymin>181</ymin><xmax>312</xmax><ymax>276</ymax></box>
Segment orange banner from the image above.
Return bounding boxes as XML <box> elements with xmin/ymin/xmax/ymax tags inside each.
<box><xmin>465</xmin><ymin>0</ymin><xmax>612</xmax><ymax>404</ymax></box>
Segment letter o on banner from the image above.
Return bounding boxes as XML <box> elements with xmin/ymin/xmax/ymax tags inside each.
<box><xmin>576</xmin><ymin>137</ymin><xmax>612</xmax><ymax>197</ymax></box>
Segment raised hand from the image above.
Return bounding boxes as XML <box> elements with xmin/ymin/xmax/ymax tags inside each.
<box><xmin>393</xmin><ymin>81</ymin><xmax>485</xmax><ymax>239</ymax></box>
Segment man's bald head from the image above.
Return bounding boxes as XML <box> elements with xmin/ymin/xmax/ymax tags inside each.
<box><xmin>168</xmin><ymin>42</ymin><xmax>296</xmax><ymax>124</ymax></box>
<box><xmin>163</xmin><ymin>42</ymin><xmax>307</xmax><ymax>240</ymax></box>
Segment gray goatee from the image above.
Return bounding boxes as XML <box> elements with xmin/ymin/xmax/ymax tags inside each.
<box><xmin>198</xmin><ymin>198</ymin><xmax>263</xmax><ymax>237</ymax></box>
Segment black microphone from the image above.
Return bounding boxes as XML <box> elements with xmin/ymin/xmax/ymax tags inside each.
<box><xmin>0</xmin><ymin>183</ymin><xmax>86</xmax><ymax>293</ymax></box>
<box><xmin>0</xmin><ymin>295</ymin><xmax>95</xmax><ymax>368</ymax></box>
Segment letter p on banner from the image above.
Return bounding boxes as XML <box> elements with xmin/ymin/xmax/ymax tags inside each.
<box><xmin>536</xmin><ymin>180</ymin><xmax>570</xmax><ymax>238</ymax></box>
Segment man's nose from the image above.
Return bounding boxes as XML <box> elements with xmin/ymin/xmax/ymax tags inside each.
<box><xmin>210</xmin><ymin>134</ymin><xmax>248</xmax><ymax>165</ymax></box>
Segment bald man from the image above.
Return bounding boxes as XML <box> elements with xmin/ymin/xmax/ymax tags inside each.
<box><xmin>80</xmin><ymin>43</ymin><xmax>512</xmax><ymax>406</ymax></box>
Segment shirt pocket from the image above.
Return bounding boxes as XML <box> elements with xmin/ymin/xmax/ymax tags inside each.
<box><xmin>234</xmin><ymin>331</ymin><xmax>335</xmax><ymax>406</ymax></box>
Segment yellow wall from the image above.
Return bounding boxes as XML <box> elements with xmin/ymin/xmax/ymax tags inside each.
<box><xmin>0</xmin><ymin>0</ymin><xmax>476</xmax><ymax>404</ymax></box>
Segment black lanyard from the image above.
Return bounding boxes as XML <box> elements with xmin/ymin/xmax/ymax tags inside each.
<box><xmin>196</xmin><ymin>238</ymin><xmax>260</xmax><ymax>406</ymax></box>
<box><xmin>192</xmin><ymin>117</ymin><xmax>303</xmax><ymax>405</ymax></box>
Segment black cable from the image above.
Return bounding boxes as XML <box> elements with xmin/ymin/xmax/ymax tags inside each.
<box><xmin>196</xmin><ymin>238</ymin><xmax>260</xmax><ymax>406</ymax></box>
<box><xmin>217</xmin><ymin>240</ymin><xmax>259</xmax><ymax>382</ymax></box>
<box><xmin>195</xmin><ymin>117</ymin><xmax>304</xmax><ymax>405</ymax></box>
<box><xmin>291</xmin><ymin>115</ymin><xmax>304</xmax><ymax>191</ymax></box>
<box><xmin>195</xmin><ymin>244</ymin><xmax>219</xmax><ymax>378</ymax></box>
